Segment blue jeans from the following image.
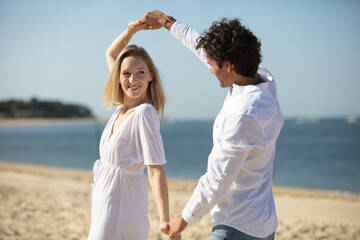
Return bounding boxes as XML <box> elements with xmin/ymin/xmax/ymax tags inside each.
<box><xmin>208</xmin><ymin>225</ymin><xmax>275</xmax><ymax>240</ymax></box>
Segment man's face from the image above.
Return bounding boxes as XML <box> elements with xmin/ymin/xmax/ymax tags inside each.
<box><xmin>207</xmin><ymin>58</ymin><xmax>233</xmax><ymax>88</ymax></box>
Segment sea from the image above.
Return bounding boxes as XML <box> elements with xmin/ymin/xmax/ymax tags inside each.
<box><xmin>0</xmin><ymin>118</ymin><xmax>359</xmax><ymax>194</ymax></box>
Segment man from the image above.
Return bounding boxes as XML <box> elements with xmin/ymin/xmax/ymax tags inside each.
<box><xmin>141</xmin><ymin>10</ymin><xmax>283</xmax><ymax>240</ymax></box>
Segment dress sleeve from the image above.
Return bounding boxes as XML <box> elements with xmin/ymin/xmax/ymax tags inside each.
<box><xmin>182</xmin><ymin>114</ymin><xmax>266</xmax><ymax>223</ymax></box>
<box><xmin>136</xmin><ymin>105</ymin><xmax>167</xmax><ymax>166</ymax></box>
<box><xmin>170</xmin><ymin>21</ymin><xmax>210</xmax><ymax>68</ymax></box>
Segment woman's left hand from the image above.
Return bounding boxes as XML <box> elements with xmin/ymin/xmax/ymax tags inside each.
<box><xmin>128</xmin><ymin>20</ymin><xmax>150</xmax><ymax>34</ymax></box>
<box><xmin>159</xmin><ymin>220</ymin><xmax>170</xmax><ymax>235</ymax></box>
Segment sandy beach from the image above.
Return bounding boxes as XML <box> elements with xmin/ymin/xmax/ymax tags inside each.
<box><xmin>0</xmin><ymin>162</ymin><xmax>359</xmax><ymax>240</ymax></box>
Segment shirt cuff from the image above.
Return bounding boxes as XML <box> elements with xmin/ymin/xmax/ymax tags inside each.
<box><xmin>181</xmin><ymin>205</ymin><xmax>201</xmax><ymax>224</ymax></box>
<box><xmin>169</xmin><ymin>21</ymin><xmax>182</xmax><ymax>35</ymax></box>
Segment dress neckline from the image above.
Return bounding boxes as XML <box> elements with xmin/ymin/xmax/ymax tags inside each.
<box><xmin>107</xmin><ymin>103</ymin><xmax>150</xmax><ymax>142</ymax></box>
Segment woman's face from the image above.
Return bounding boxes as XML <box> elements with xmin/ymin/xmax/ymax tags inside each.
<box><xmin>119</xmin><ymin>55</ymin><xmax>153</xmax><ymax>101</ymax></box>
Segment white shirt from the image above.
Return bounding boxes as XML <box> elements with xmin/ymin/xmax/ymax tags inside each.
<box><xmin>170</xmin><ymin>21</ymin><xmax>284</xmax><ymax>238</ymax></box>
<box><xmin>87</xmin><ymin>103</ymin><xmax>166</xmax><ymax>240</ymax></box>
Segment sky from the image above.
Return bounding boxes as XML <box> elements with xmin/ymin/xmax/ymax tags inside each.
<box><xmin>1</xmin><ymin>0</ymin><xmax>359</xmax><ymax>120</ymax></box>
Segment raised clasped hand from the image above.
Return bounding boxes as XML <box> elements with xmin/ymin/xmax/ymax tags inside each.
<box><xmin>139</xmin><ymin>10</ymin><xmax>165</xmax><ymax>30</ymax></box>
<box><xmin>128</xmin><ymin>20</ymin><xmax>150</xmax><ymax>33</ymax></box>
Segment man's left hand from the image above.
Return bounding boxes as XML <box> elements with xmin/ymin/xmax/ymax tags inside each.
<box><xmin>168</xmin><ymin>215</ymin><xmax>187</xmax><ymax>239</ymax></box>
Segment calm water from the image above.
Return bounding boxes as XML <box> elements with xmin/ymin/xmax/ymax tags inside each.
<box><xmin>0</xmin><ymin>118</ymin><xmax>359</xmax><ymax>193</ymax></box>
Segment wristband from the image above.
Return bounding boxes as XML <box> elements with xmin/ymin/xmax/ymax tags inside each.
<box><xmin>163</xmin><ymin>16</ymin><xmax>170</xmax><ymax>28</ymax></box>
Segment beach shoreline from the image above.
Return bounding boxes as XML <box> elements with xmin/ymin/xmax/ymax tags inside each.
<box><xmin>0</xmin><ymin>161</ymin><xmax>359</xmax><ymax>239</ymax></box>
<box><xmin>0</xmin><ymin>118</ymin><xmax>107</xmax><ymax>127</ymax></box>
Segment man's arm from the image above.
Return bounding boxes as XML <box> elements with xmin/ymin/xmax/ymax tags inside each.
<box><xmin>182</xmin><ymin>115</ymin><xmax>266</xmax><ymax>222</ymax></box>
<box><xmin>168</xmin><ymin>115</ymin><xmax>266</xmax><ymax>239</ymax></box>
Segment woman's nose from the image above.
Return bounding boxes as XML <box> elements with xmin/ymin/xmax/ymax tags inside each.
<box><xmin>129</xmin><ymin>74</ymin><xmax>135</xmax><ymax>82</ymax></box>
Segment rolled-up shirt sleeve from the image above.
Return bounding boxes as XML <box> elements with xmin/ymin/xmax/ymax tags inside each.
<box><xmin>182</xmin><ymin>114</ymin><xmax>267</xmax><ymax>224</ymax></box>
<box><xmin>170</xmin><ymin>21</ymin><xmax>209</xmax><ymax>68</ymax></box>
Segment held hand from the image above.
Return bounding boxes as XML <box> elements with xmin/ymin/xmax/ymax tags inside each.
<box><xmin>128</xmin><ymin>20</ymin><xmax>150</xmax><ymax>34</ymax></box>
<box><xmin>159</xmin><ymin>220</ymin><xmax>170</xmax><ymax>235</ymax></box>
<box><xmin>168</xmin><ymin>233</ymin><xmax>182</xmax><ymax>240</ymax></box>
<box><xmin>139</xmin><ymin>10</ymin><xmax>166</xmax><ymax>30</ymax></box>
<box><xmin>168</xmin><ymin>215</ymin><xmax>187</xmax><ymax>239</ymax></box>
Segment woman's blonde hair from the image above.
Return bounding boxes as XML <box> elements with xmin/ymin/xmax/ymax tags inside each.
<box><xmin>103</xmin><ymin>45</ymin><xmax>165</xmax><ymax>117</ymax></box>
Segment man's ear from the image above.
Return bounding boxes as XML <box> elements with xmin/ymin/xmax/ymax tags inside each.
<box><xmin>225</xmin><ymin>61</ymin><xmax>234</xmax><ymax>72</ymax></box>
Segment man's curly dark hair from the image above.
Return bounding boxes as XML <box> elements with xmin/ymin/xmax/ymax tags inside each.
<box><xmin>196</xmin><ymin>18</ymin><xmax>262</xmax><ymax>78</ymax></box>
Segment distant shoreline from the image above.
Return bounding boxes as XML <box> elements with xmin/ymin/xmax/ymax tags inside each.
<box><xmin>0</xmin><ymin>118</ymin><xmax>107</xmax><ymax>126</ymax></box>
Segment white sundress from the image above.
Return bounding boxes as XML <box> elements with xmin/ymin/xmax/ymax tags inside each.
<box><xmin>87</xmin><ymin>103</ymin><xmax>166</xmax><ymax>240</ymax></box>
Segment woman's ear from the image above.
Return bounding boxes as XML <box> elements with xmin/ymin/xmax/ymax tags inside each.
<box><xmin>149</xmin><ymin>72</ymin><xmax>154</xmax><ymax>82</ymax></box>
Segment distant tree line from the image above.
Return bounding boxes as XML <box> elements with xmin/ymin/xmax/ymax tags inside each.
<box><xmin>0</xmin><ymin>98</ymin><xmax>94</xmax><ymax>118</ymax></box>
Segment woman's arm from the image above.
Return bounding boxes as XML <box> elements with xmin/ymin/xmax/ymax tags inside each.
<box><xmin>147</xmin><ymin>165</ymin><xmax>170</xmax><ymax>234</ymax></box>
<box><xmin>105</xmin><ymin>21</ymin><xmax>148</xmax><ymax>71</ymax></box>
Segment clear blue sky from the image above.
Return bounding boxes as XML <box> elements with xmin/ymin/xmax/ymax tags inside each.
<box><xmin>1</xmin><ymin>0</ymin><xmax>359</xmax><ymax>120</ymax></box>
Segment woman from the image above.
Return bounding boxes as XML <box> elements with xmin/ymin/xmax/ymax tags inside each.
<box><xmin>87</xmin><ymin>21</ymin><xmax>170</xmax><ymax>240</ymax></box>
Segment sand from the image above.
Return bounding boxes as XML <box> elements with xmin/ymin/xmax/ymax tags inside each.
<box><xmin>0</xmin><ymin>162</ymin><xmax>359</xmax><ymax>240</ymax></box>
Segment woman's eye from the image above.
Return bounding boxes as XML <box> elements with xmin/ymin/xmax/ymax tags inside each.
<box><xmin>122</xmin><ymin>72</ymin><xmax>131</xmax><ymax>76</ymax></box>
<box><xmin>138</xmin><ymin>71</ymin><xmax>145</xmax><ymax>74</ymax></box>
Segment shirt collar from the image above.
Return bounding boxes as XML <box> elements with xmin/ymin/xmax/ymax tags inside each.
<box><xmin>229</xmin><ymin>79</ymin><xmax>269</xmax><ymax>97</ymax></box>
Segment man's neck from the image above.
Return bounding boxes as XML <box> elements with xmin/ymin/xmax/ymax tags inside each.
<box><xmin>233</xmin><ymin>73</ymin><xmax>264</xmax><ymax>86</ymax></box>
